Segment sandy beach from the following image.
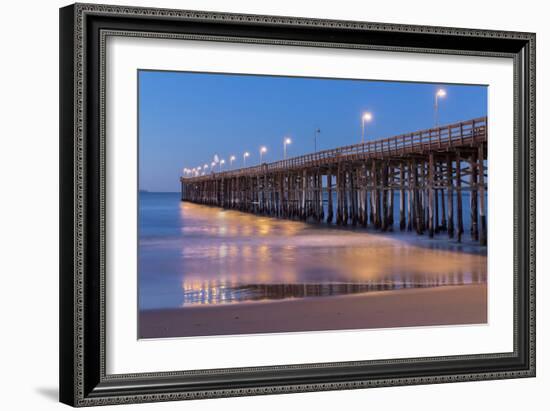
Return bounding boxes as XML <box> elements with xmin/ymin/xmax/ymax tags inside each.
<box><xmin>140</xmin><ymin>284</ymin><xmax>487</xmax><ymax>338</ymax></box>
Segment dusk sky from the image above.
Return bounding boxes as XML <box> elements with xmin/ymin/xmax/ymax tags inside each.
<box><xmin>138</xmin><ymin>70</ymin><xmax>487</xmax><ymax>192</ymax></box>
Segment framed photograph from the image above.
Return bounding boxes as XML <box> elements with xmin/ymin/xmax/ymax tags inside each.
<box><xmin>59</xmin><ymin>3</ymin><xmax>535</xmax><ymax>407</ymax></box>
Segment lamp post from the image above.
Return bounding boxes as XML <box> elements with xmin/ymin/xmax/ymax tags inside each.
<box><xmin>361</xmin><ymin>112</ymin><xmax>373</xmax><ymax>144</ymax></box>
<box><xmin>220</xmin><ymin>159</ymin><xmax>225</xmax><ymax>171</ymax></box>
<box><xmin>434</xmin><ymin>88</ymin><xmax>446</xmax><ymax>127</ymax></box>
<box><xmin>243</xmin><ymin>151</ymin><xmax>250</xmax><ymax>167</ymax></box>
<box><xmin>283</xmin><ymin>137</ymin><xmax>291</xmax><ymax>160</ymax></box>
<box><xmin>211</xmin><ymin>161</ymin><xmax>216</xmax><ymax>173</ymax></box>
<box><xmin>314</xmin><ymin>128</ymin><xmax>321</xmax><ymax>152</ymax></box>
<box><xmin>259</xmin><ymin>146</ymin><xmax>267</xmax><ymax>163</ymax></box>
<box><xmin>229</xmin><ymin>155</ymin><xmax>236</xmax><ymax>168</ymax></box>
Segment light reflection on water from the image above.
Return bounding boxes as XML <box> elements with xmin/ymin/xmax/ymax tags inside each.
<box><xmin>138</xmin><ymin>193</ymin><xmax>487</xmax><ymax>310</ymax></box>
<box><xmin>181</xmin><ymin>275</ymin><xmax>485</xmax><ymax>306</ymax></box>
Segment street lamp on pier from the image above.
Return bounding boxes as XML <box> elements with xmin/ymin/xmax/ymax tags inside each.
<box><xmin>243</xmin><ymin>151</ymin><xmax>250</xmax><ymax>167</ymax></box>
<box><xmin>314</xmin><ymin>128</ymin><xmax>321</xmax><ymax>152</ymax></box>
<box><xmin>259</xmin><ymin>146</ymin><xmax>267</xmax><ymax>163</ymax></box>
<box><xmin>434</xmin><ymin>88</ymin><xmax>446</xmax><ymax>127</ymax></box>
<box><xmin>361</xmin><ymin>112</ymin><xmax>373</xmax><ymax>144</ymax></box>
<box><xmin>283</xmin><ymin>137</ymin><xmax>292</xmax><ymax>160</ymax></box>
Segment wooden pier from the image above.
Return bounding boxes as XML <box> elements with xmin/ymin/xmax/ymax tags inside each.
<box><xmin>181</xmin><ymin>117</ymin><xmax>488</xmax><ymax>244</ymax></box>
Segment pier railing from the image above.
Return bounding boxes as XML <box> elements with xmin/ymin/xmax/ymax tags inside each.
<box><xmin>182</xmin><ymin>117</ymin><xmax>487</xmax><ymax>182</ymax></box>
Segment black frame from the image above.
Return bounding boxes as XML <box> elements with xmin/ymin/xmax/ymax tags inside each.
<box><xmin>60</xmin><ymin>3</ymin><xmax>536</xmax><ymax>407</ymax></box>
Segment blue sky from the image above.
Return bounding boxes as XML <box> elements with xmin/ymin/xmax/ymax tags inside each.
<box><xmin>139</xmin><ymin>70</ymin><xmax>487</xmax><ymax>192</ymax></box>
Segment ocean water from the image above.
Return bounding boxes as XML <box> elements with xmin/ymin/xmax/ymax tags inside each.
<box><xmin>138</xmin><ymin>192</ymin><xmax>487</xmax><ymax>310</ymax></box>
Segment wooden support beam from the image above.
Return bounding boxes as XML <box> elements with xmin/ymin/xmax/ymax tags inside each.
<box><xmin>456</xmin><ymin>152</ymin><xmax>464</xmax><ymax>242</ymax></box>
<box><xmin>470</xmin><ymin>153</ymin><xmax>479</xmax><ymax>241</ymax></box>
<box><xmin>357</xmin><ymin>168</ymin><xmax>363</xmax><ymax>226</ymax></box>
<box><xmin>300</xmin><ymin>170</ymin><xmax>307</xmax><ymax>221</ymax></box>
<box><xmin>446</xmin><ymin>155</ymin><xmax>454</xmax><ymax>238</ymax></box>
<box><xmin>407</xmin><ymin>161</ymin><xmax>413</xmax><ymax>231</ymax></box>
<box><xmin>420</xmin><ymin>163</ymin><xmax>426</xmax><ymax>233</ymax></box>
<box><xmin>372</xmin><ymin>160</ymin><xmax>380</xmax><ymax>229</ymax></box>
<box><xmin>388</xmin><ymin>165</ymin><xmax>394</xmax><ymax>231</ymax></box>
<box><xmin>318</xmin><ymin>172</ymin><xmax>324</xmax><ymax>222</ymax></box>
<box><xmin>433</xmin><ymin>163</ymin><xmax>439</xmax><ymax>233</ymax></box>
<box><xmin>361</xmin><ymin>165</ymin><xmax>368</xmax><ymax>228</ymax></box>
<box><xmin>336</xmin><ymin>163</ymin><xmax>342</xmax><ymax>225</ymax></box>
<box><xmin>413</xmin><ymin>160</ymin><xmax>423</xmax><ymax>234</ymax></box>
<box><xmin>290</xmin><ymin>173</ymin><xmax>296</xmax><ymax>218</ymax></box>
<box><xmin>313</xmin><ymin>171</ymin><xmax>319</xmax><ymax>222</ymax></box>
<box><xmin>262</xmin><ymin>172</ymin><xmax>269</xmax><ymax>215</ymax></box>
<box><xmin>350</xmin><ymin>168</ymin><xmax>358</xmax><ymax>226</ymax></box>
<box><xmin>381</xmin><ymin>163</ymin><xmax>388</xmax><ymax>231</ymax></box>
<box><xmin>368</xmin><ymin>166</ymin><xmax>374</xmax><ymax>226</ymax></box>
<box><xmin>309</xmin><ymin>173</ymin><xmax>314</xmax><ymax>221</ymax></box>
<box><xmin>439</xmin><ymin>164</ymin><xmax>447</xmax><ymax>231</ymax></box>
<box><xmin>478</xmin><ymin>144</ymin><xmax>487</xmax><ymax>246</ymax></box>
<box><xmin>279</xmin><ymin>173</ymin><xmax>284</xmax><ymax>217</ymax></box>
<box><xmin>400</xmin><ymin>163</ymin><xmax>405</xmax><ymax>231</ymax></box>
<box><xmin>342</xmin><ymin>169</ymin><xmax>349</xmax><ymax>226</ymax></box>
<box><xmin>423</xmin><ymin>162</ymin><xmax>428</xmax><ymax>231</ymax></box>
<box><xmin>428</xmin><ymin>153</ymin><xmax>435</xmax><ymax>238</ymax></box>
<box><xmin>327</xmin><ymin>170</ymin><xmax>333</xmax><ymax>223</ymax></box>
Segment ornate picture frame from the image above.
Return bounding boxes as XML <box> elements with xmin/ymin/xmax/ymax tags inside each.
<box><xmin>59</xmin><ymin>3</ymin><xmax>535</xmax><ymax>407</ymax></box>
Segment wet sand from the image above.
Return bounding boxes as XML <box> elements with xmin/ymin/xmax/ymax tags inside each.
<box><xmin>140</xmin><ymin>284</ymin><xmax>487</xmax><ymax>338</ymax></box>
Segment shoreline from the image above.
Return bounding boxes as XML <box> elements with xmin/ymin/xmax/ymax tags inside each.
<box><xmin>140</xmin><ymin>284</ymin><xmax>487</xmax><ymax>339</ymax></box>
